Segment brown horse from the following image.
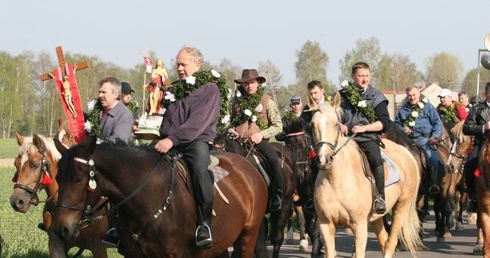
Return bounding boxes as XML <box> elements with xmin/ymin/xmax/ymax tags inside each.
<box><xmin>10</xmin><ymin>130</ymin><xmax>109</xmax><ymax>258</ymax></box>
<box><xmin>476</xmin><ymin>132</ymin><xmax>490</xmax><ymax>257</ymax></box>
<box><xmin>311</xmin><ymin>97</ymin><xmax>423</xmax><ymax>258</ymax></box>
<box><xmin>217</xmin><ymin>131</ymin><xmax>296</xmax><ymax>258</ymax></box>
<box><xmin>52</xmin><ymin>138</ymin><xmax>268</xmax><ymax>258</ymax></box>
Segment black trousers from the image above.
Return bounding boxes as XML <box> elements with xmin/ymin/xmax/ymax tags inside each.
<box><xmin>254</xmin><ymin>140</ymin><xmax>284</xmax><ymax>192</ymax></box>
<box><xmin>176</xmin><ymin>141</ymin><xmax>215</xmax><ymax>204</ymax></box>
<box><xmin>357</xmin><ymin>140</ymin><xmax>383</xmax><ymax>170</ymax></box>
<box><xmin>464</xmin><ymin>143</ymin><xmax>481</xmax><ymax>197</ymax></box>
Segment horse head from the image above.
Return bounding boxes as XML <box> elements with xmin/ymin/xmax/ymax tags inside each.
<box><xmin>311</xmin><ymin>93</ymin><xmax>343</xmax><ymax>170</ymax></box>
<box><xmin>10</xmin><ymin>131</ymin><xmax>61</xmax><ymax>213</ymax></box>
<box><xmin>448</xmin><ymin>121</ymin><xmax>472</xmax><ymax>174</ymax></box>
<box><xmin>53</xmin><ymin>137</ymin><xmax>99</xmax><ymax>240</ymax></box>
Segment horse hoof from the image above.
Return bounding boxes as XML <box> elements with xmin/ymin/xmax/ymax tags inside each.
<box><xmin>474</xmin><ymin>244</ymin><xmax>483</xmax><ymax>254</ymax></box>
<box><xmin>437</xmin><ymin>236</ymin><xmax>445</xmax><ymax>243</ymax></box>
<box><xmin>299</xmin><ymin>239</ymin><xmax>308</xmax><ymax>252</ymax></box>
<box><xmin>468</xmin><ymin>213</ymin><xmax>477</xmax><ymax>225</ymax></box>
<box><xmin>455</xmin><ymin>222</ymin><xmax>464</xmax><ymax>231</ymax></box>
<box><xmin>443</xmin><ymin>231</ymin><xmax>452</xmax><ymax>238</ymax></box>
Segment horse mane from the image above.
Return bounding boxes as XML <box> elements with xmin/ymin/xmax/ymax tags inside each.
<box><xmin>451</xmin><ymin>121</ymin><xmax>470</xmax><ymax>144</ymax></box>
<box><xmin>19</xmin><ymin>135</ymin><xmax>62</xmax><ymax>161</ymax></box>
<box><xmin>384</xmin><ymin>121</ymin><xmax>422</xmax><ymax>156</ymax></box>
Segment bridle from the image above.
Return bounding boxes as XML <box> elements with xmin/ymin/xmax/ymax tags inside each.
<box><xmin>314</xmin><ymin>123</ymin><xmax>357</xmax><ymax>163</ymax></box>
<box><xmin>447</xmin><ymin>135</ymin><xmax>469</xmax><ymax>174</ymax></box>
<box><xmin>286</xmin><ymin>131</ymin><xmax>311</xmax><ymax>172</ymax></box>
<box><xmin>55</xmin><ymin>153</ymin><xmax>177</xmax><ymax>240</ymax></box>
<box><xmin>13</xmin><ymin>141</ymin><xmax>52</xmax><ymax>206</ymax></box>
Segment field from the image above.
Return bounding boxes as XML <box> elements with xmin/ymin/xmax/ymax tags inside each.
<box><xmin>0</xmin><ymin>137</ymin><xmax>121</xmax><ymax>257</ymax></box>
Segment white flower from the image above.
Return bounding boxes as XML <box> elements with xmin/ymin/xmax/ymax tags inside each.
<box><xmin>244</xmin><ymin>109</ymin><xmax>252</xmax><ymax>116</ymax></box>
<box><xmin>357</xmin><ymin>100</ymin><xmax>367</xmax><ymax>108</ymax></box>
<box><xmin>84</xmin><ymin>121</ymin><xmax>93</xmax><ymax>132</ymax></box>
<box><xmin>164</xmin><ymin>91</ymin><xmax>176</xmax><ymax>102</ymax></box>
<box><xmin>411</xmin><ymin>111</ymin><xmax>419</xmax><ymax>118</ymax></box>
<box><xmin>408</xmin><ymin>121</ymin><xmax>415</xmax><ymax>127</ymax></box>
<box><xmin>211</xmin><ymin>69</ymin><xmax>221</xmax><ymax>78</ymax></box>
<box><xmin>87</xmin><ymin>100</ymin><xmax>96</xmax><ymax>112</ymax></box>
<box><xmin>227</xmin><ymin>88</ymin><xmax>232</xmax><ymax>99</ymax></box>
<box><xmin>236</xmin><ymin>90</ymin><xmax>242</xmax><ymax>98</ymax></box>
<box><xmin>221</xmin><ymin>114</ymin><xmax>230</xmax><ymax>124</ymax></box>
<box><xmin>418</xmin><ymin>102</ymin><xmax>425</xmax><ymax>109</ymax></box>
<box><xmin>185</xmin><ymin>76</ymin><xmax>196</xmax><ymax>85</ymax></box>
<box><xmin>255</xmin><ymin>103</ymin><xmax>263</xmax><ymax>113</ymax></box>
<box><xmin>251</xmin><ymin>115</ymin><xmax>257</xmax><ymax>122</ymax></box>
<box><xmin>340</xmin><ymin>80</ymin><xmax>349</xmax><ymax>88</ymax></box>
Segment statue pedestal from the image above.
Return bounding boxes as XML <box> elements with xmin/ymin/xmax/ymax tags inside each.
<box><xmin>135</xmin><ymin>112</ymin><xmax>163</xmax><ymax>140</ymax></box>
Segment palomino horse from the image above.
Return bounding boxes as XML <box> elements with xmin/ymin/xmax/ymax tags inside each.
<box><xmin>218</xmin><ymin>132</ymin><xmax>296</xmax><ymax>258</ymax></box>
<box><xmin>10</xmin><ymin>130</ymin><xmax>109</xmax><ymax>258</ymax></box>
<box><xmin>311</xmin><ymin>99</ymin><xmax>423</xmax><ymax>258</ymax></box>
<box><xmin>52</xmin><ymin>138</ymin><xmax>268</xmax><ymax>258</ymax></box>
<box><xmin>282</xmin><ymin>117</ymin><xmax>323</xmax><ymax>257</ymax></box>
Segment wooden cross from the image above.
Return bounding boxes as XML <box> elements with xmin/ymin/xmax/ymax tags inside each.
<box><xmin>40</xmin><ymin>46</ymin><xmax>89</xmax><ymax>143</ymax></box>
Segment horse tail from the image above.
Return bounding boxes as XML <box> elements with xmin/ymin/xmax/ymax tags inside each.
<box><xmin>398</xmin><ymin>175</ymin><xmax>425</xmax><ymax>255</ymax></box>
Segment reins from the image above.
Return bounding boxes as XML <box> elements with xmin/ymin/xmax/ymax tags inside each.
<box><xmin>315</xmin><ymin>123</ymin><xmax>357</xmax><ymax>159</ymax></box>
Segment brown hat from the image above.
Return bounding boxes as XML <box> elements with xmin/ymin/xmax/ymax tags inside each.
<box><xmin>234</xmin><ymin>69</ymin><xmax>266</xmax><ymax>84</ymax></box>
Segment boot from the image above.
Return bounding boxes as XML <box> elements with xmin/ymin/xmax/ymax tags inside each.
<box><xmin>270</xmin><ymin>188</ymin><xmax>283</xmax><ymax>211</ymax></box>
<box><xmin>467</xmin><ymin>192</ymin><xmax>478</xmax><ymax>213</ymax></box>
<box><xmin>101</xmin><ymin>227</ymin><xmax>119</xmax><ymax>248</ymax></box>
<box><xmin>195</xmin><ymin>202</ymin><xmax>213</xmax><ymax>248</ymax></box>
<box><xmin>303</xmin><ymin>199</ymin><xmax>315</xmax><ymax>214</ymax></box>
<box><xmin>428</xmin><ymin>164</ymin><xmax>440</xmax><ymax>195</ymax></box>
<box><xmin>373</xmin><ymin>166</ymin><xmax>387</xmax><ymax>214</ymax></box>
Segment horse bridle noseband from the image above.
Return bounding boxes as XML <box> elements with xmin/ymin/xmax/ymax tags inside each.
<box><xmin>315</xmin><ymin>124</ymin><xmax>356</xmax><ymax>160</ymax></box>
<box><xmin>13</xmin><ymin>141</ymin><xmax>52</xmax><ymax>206</ymax></box>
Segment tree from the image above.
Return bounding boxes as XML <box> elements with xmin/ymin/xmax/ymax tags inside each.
<box><xmin>294</xmin><ymin>40</ymin><xmax>330</xmax><ymax>93</ymax></box>
<box><xmin>376</xmin><ymin>53</ymin><xmax>423</xmax><ymax>91</ymax></box>
<box><xmin>217</xmin><ymin>58</ymin><xmax>242</xmax><ymax>96</ymax></box>
<box><xmin>339</xmin><ymin>37</ymin><xmax>382</xmax><ymax>85</ymax></box>
<box><xmin>460</xmin><ymin>68</ymin><xmax>490</xmax><ymax>96</ymax></box>
<box><xmin>426</xmin><ymin>52</ymin><xmax>464</xmax><ymax>90</ymax></box>
<box><xmin>259</xmin><ymin>60</ymin><xmax>282</xmax><ymax>103</ymax></box>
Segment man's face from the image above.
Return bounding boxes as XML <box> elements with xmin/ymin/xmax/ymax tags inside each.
<box><xmin>121</xmin><ymin>93</ymin><xmax>131</xmax><ymax>105</ymax></box>
<box><xmin>439</xmin><ymin>95</ymin><xmax>452</xmax><ymax>107</ymax></box>
<box><xmin>309</xmin><ymin>86</ymin><xmax>324</xmax><ymax>104</ymax></box>
<box><xmin>242</xmin><ymin>79</ymin><xmax>259</xmax><ymax>96</ymax></box>
<box><xmin>98</xmin><ymin>82</ymin><xmax>119</xmax><ymax>109</ymax></box>
<box><xmin>406</xmin><ymin>88</ymin><xmax>420</xmax><ymax>105</ymax></box>
<box><xmin>459</xmin><ymin>94</ymin><xmax>469</xmax><ymax>105</ymax></box>
<box><xmin>176</xmin><ymin>51</ymin><xmax>201</xmax><ymax>80</ymax></box>
<box><xmin>351</xmin><ymin>68</ymin><xmax>371</xmax><ymax>89</ymax></box>
<box><xmin>290</xmin><ymin>102</ymin><xmax>302</xmax><ymax>114</ymax></box>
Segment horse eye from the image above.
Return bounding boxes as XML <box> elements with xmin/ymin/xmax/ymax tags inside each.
<box><xmin>30</xmin><ymin>162</ymin><xmax>40</xmax><ymax>169</ymax></box>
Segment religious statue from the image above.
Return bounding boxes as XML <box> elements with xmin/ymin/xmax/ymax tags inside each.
<box><xmin>62</xmin><ymin>75</ymin><xmax>77</xmax><ymax>117</ymax></box>
<box><xmin>147</xmin><ymin>59</ymin><xmax>168</xmax><ymax>115</ymax></box>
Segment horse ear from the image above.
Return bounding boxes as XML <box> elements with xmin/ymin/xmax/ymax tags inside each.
<box><xmin>87</xmin><ymin>136</ymin><xmax>97</xmax><ymax>155</ymax></box>
<box><xmin>54</xmin><ymin>137</ymin><xmax>68</xmax><ymax>155</ymax></box>
<box><xmin>33</xmin><ymin>134</ymin><xmax>43</xmax><ymax>150</ymax></box>
<box><xmin>332</xmin><ymin>91</ymin><xmax>341</xmax><ymax>109</ymax></box>
<box><xmin>14</xmin><ymin>130</ymin><xmax>23</xmax><ymax>146</ymax></box>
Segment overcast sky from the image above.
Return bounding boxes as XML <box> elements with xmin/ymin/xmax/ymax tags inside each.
<box><xmin>1</xmin><ymin>0</ymin><xmax>489</xmax><ymax>87</ymax></box>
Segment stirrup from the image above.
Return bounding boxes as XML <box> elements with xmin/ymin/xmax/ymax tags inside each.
<box><xmin>304</xmin><ymin>199</ymin><xmax>315</xmax><ymax>214</ymax></box>
<box><xmin>429</xmin><ymin>185</ymin><xmax>440</xmax><ymax>195</ymax></box>
<box><xmin>373</xmin><ymin>198</ymin><xmax>387</xmax><ymax>214</ymax></box>
<box><xmin>101</xmin><ymin>228</ymin><xmax>119</xmax><ymax>248</ymax></box>
<box><xmin>195</xmin><ymin>224</ymin><xmax>212</xmax><ymax>248</ymax></box>
<box><xmin>270</xmin><ymin>195</ymin><xmax>282</xmax><ymax>211</ymax></box>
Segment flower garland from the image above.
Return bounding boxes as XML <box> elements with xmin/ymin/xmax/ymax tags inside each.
<box><xmin>284</xmin><ymin>110</ymin><xmax>299</xmax><ymax>120</ymax></box>
<box><xmin>126</xmin><ymin>101</ymin><xmax>138</xmax><ymax>114</ymax></box>
<box><xmin>437</xmin><ymin>104</ymin><xmax>458</xmax><ymax>123</ymax></box>
<box><xmin>402</xmin><ymin>95</ymin><xmax>429</xmax><ymax>128</ymax></box>
<box><xmin>230</xmin><ymin>86</ymin><xmax>267</xmax><ymax>130</ymax></box>
<box><xmin>163</xmin><ymin>69</ymin><xmax>230</xmax><ymax>134</ymax></box>
<box><xmin>84</xmin><ymin>99</ymin><xmax>103</xmax><ymax>138</ymax></box>
<box><xmin>340</xmin><ymin>80</ymin><xmax>377</xmax><ymax>123</ymax></box>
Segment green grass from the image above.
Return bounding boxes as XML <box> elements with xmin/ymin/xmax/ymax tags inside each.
<box><xmin>0</xmin><ymin>167</ymin><xmax>121</xmax><ymax>257</ymax></box>
<box><xmin>0</xmin><ymin>139</ymin><xmax>18</xmax><ymax>159</ymax></box>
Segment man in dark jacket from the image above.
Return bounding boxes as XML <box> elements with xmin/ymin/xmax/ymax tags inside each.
<box><xmin>463</xmin><ymin>82</ymin><xmax>490</xmax><ymax>212</ymax></box>
<box><xmin>153</xmin><ymin>47</ymin><xmax>221</xmax><ymax>248</ymax></box>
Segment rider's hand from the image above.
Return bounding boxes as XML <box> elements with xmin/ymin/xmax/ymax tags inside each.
<box><xmin>428</xmin><ymin>137</ymin><xmax>438</xmax><ymax>145</ymax></box>
<box><xmin>154</xmin><ymin>138</ymin><xmax>173</xmax><ymax>153</ymax></box>
<box><xmin>250</xmin><ymin>132</ymin><xmax>264</xmax><ymax>144</ymax></box>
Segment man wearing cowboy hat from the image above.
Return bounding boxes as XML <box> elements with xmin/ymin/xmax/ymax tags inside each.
<box><xmin>230</xmin><ymin>69</ymin><xmax>284</xmax><ymax>211</ymax></box>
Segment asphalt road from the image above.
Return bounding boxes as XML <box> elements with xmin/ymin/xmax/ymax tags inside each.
<box><xmin>266</xmin><ymin>212</ymin><xmax>481</xmax><ymax>258</ymax></box>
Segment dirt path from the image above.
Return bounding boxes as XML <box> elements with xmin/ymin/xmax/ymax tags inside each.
<box><xmin>0</xmin><ymin>158</ymin><xmax>14</xmax><ymax>167</ymax></box>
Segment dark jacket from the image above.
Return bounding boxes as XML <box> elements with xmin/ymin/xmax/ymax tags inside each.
<box><xmin>160</xmin><ymin>82</ymin><xmax>221</xmax><ymax>146</ymax></box>
<box><xmin>463</xmin><ymin>101</ymin><xmax>490</xmax><ymax>145</ymax></box>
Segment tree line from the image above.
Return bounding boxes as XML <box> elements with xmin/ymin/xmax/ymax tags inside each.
<box><xmin>1</xmin><ymin>37</ymin><xmax>490</xmax><ymax>138</ymax></box>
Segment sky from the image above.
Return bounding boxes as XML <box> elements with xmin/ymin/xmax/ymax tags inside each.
<box><xmin>1</xmin><ymin>0</ymin><xmax>489</xmax><ymax>88</ymax></box>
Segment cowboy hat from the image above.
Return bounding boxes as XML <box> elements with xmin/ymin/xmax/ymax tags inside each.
<box><xmin>234</xmin><ymin>69</ymin><xmax>266</xmax><ymax>84</ymax></box>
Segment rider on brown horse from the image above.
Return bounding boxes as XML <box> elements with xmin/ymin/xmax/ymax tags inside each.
<box><xmin>230</xmin><ymin>69</ymin><xmax>284</xmax><ymax>211</ymax></box>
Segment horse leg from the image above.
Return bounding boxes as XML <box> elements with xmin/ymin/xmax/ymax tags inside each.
<box><xmin>351</xmin><ymin>222</ymin><xmax>368</xmax><ymax>258</ymax></box>
<box><xmin>474</xmin><ymin>224</ymin><xmax>484</xmax><ymax>255</ymax></box>
<box><xmin>48</xmin><ymin>230</ymin><xmax>68</xmax><ymax>258</ymax></box>
<box><xmin>371</xmin><ymin>218</ymin><xmax>388</xmax><ymax>253</ymax></box>
<box><xmin>294</xmin><ymin>205</ymin><xmax>309</xmax><ymax>252</ymax></box>
<box><xmin>269</xmin><ymin>207</ymin><xmax>292</xmax><ymax>258</ymax></box>
<box><xmin>317</xmin><ymin>221</ymin><xmax>336</xmax><ymax>258</ymax></box>
<box><xmin>305</xmin><ymin>212</ymin><xmax>323</xmax><ymax>258</ymax></box>
<box><xmin>252</xmin><ymin>218</ymin><xmax>269</xmax><ymax>258</ymax></box>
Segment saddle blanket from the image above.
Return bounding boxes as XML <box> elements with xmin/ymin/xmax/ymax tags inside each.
<box><xmin>381</xmin><ymin>152</ymin><xmax>400</xmax><ymax>187</ymax></box>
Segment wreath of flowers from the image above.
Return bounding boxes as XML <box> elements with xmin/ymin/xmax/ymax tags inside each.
<box><xmin>163</xmin><ymin>69</ymin><xmax>230</xmax><ymax>134</ymax></box>
<box><xmin>284</xmin><ymin>110</ymin><xmax>299</xmax><ymax>120</ymax></box>
<box><xmin>437</xmin><ymin>104</ymin><xmax>458</xmax><ymax>123</ymax></box>
<box><xmin>85</xmin><ymin>99</ymin><xmax>103</xmax><ymax>138</ymax></box>
<box><xmin>340</xmin><ymin>80</ymin><xmax>377</xmax><ymax>123</ymax></box>
<box><xmin>230</xmin><ymin>85</ymin><xmax>267</xmax><ymax>130</ymax></box>
<box><xmin>402</xmin><ymin>95</ymin><xmax>429</xmax><ymax>128</ymax></box>
<box><xmin>126</xmin><ymin>101</ymin><xmax>138</xmax><ymax>114</ymax></box>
